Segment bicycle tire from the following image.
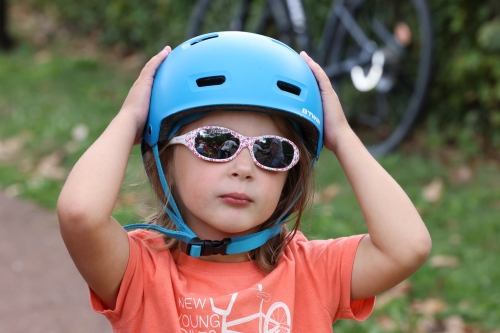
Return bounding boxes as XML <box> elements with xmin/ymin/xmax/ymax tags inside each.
<box><xmin>326</xmin><ymin>0</ymin><xmax>433</xmax><ymax>156</ymax></box>
<box><xmin>186</xmin><ymin>0</ymin><xmax>433</xmax><ymax>156</ymax></box>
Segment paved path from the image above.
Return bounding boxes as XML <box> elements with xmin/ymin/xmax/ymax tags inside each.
<box><xmin>0</xmin><ymin>192</ymin><xmax>111</xmax><ymax>332</ymax></box>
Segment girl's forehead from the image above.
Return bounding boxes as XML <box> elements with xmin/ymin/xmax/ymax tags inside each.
<box><xmin>182</xmin><ymin>111</ymin><xmax>283</xmax><ymax>136</ymax></box>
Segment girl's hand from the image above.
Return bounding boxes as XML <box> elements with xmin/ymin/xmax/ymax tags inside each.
<box><xmin>300</xmin><ymin>51</ymin><xmax>353</xmax><ymax>153</ymax></box>
<box><xmin>120</xmin><ymin>46</ymin><xmax>172</xmax><ymax>145</ymax></box>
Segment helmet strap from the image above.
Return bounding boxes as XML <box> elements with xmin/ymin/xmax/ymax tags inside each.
<box><xmin>124</xmin><ymin>143</ymin><xmax>306</xmax><ymax>257</ymax></box>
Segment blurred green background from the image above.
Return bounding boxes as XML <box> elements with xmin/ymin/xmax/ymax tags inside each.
<box><xmin>0</xmin><ymin>1</ymin><xmax>499</xmax><ymax>332</ymax></box>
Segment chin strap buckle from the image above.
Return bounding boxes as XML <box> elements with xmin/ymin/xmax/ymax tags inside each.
<box><xmin>186</xmin><ymin>238</ymin><xmax>232</xmax><ymax>257</ymax></box>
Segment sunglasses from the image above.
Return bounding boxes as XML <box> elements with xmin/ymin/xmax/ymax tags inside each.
<box><xmin>167</xmin><ymin>126</ymin><xmax>300</xmax><ymax>171</ymax></box>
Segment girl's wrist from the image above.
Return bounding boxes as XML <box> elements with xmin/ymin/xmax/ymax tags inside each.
<box><xmin>116</xmin><ymin>108</ymin><xmax>145</xmax><ymax>144</ymax></box>
<box><xmin>110</xmin><ymin>111</ymin><xmax>142</xmax><ymax>144</ymax></box>
<box><xmin>324</xmin><ymin>125</ymin><xmax>356</xmax><ymax>155</ymax></box>
<box><xmin>334</xmin><ymin>129</ymin><xmax>367</xmax><ymax>161</ymax></box>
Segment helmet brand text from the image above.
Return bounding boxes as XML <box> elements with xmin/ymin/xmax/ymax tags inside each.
<box><xmin>302</xmin><ymin>108</ymin><xmax>321</xmax><ymax>125</ymax></box>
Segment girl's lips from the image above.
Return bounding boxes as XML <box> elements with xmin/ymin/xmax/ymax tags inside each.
<box><xmin>219</xmin><ymin>193</ymin><xmax>253</xmax><ymax>206</ymax></box>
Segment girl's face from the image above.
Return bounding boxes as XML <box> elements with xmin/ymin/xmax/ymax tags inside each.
<box><xmin>172</xmin><ymin>111</ymin><xmax>288</xmax><ymax>255</ymax></box>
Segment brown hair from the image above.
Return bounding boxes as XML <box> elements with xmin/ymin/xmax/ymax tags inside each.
<box><xmin>142</xmin><ymin>114</ymin><xmax>315</xmax><ymax>272</ymax></box>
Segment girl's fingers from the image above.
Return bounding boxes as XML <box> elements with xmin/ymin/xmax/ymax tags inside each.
<box><xmin>300</xmin><ymin>51</ymin><xmax>335</xmax><ymax>94</ymax></box>
<box><xmin>300</xmin><ymin>50</ymin><xmax>350</xmax><ymax>150</ymax></box>
<box><xmin>140</xmin><ymin>46</ymin><xmax>172</xmax><ymax>79</ymax></box>
<box><xmin>121</xmin><ymin>46</ymin><xmax>172</xmax><ymax>138</ymax></box>
<box><xmin>301</xmin><ymin>51</ymin><xmax>340</xmax><ymax>103</ymax></box>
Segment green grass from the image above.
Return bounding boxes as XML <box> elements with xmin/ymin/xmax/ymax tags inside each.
<box><xmin>1</xmin><ymin>41</ymin><xmax>499</xmax><ymax>332</ymax></box>
<box><xmin>310</xmin><ymin>151</ymin><xmax>500</xmax><ymax>332</ymax></box>
<box><xmin>0</xmin><ymin>42</ymin><xmax>137</xmax><ymax>210</ymax></box>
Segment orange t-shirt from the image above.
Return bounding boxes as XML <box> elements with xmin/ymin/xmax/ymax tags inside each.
<box><xmin>90</xmin><ymin>230</ymin><xmax>374</xmax><ymax>332</ymax></box>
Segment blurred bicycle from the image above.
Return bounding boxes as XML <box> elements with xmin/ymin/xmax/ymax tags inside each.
<box><xmin>187</xmin><ymin>0</ymin><xmax>433</xmax><ymax>155</ymax></box>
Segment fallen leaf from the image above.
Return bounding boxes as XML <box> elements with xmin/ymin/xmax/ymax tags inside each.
<box><xmin>0</xmin><ymin>137</ymin><xmax>23</xmax><ymax>161</ymax></box>
<box><xmin>412</xmin><ymin>298</ymin><xmax>447</xmax><ymax>315</ymax></box>
<box><xmin>115</xmin><ymin>192</ymin><xmax>141</xmax><ymax>210</ymax></box>
<box><xmin>416</xmin><ymin>317</ymin><xmax>442</xmax><ymax>333</ymax></box>
<box><xmin>422</xmin><ymin>178</ymin><xmax>444</xmax><ymax>203</ymax></box>
<box><xmin>64</xmin><ymin>140</ymin><xmax>78</xmax><ymax>153</ymax></box>
<box><xmin>27</xmin><ymin>177</ymin><xmax>46</xmax><ymax>190</ymax></box>
<box><xmin>314</xmin><ymin>183</ymin><xmax>341</xmax><ymax>204</ymax></box>
<box><xmin>72</xmin><ymin>123</ymin><xmax>89</xmax><ymax>142</ymax></box>
<box><xmin>36</xmin><ymin>151</ymin><xmax>67</xmax><ymax>180</ymax></box>
<box><xmin>429</xmin><ymin>255</ymin><xmax>460</xmax><ymax>268</ymax></box>
<box><xmin>121</xmin><ymin>192</ymin><xmax>140</xmax><ymax>205</ymax></box>
<box><xmin>457</xmin><ymin>300</ymin><xmax>470</xmax><ymax>311</ymax></box>
<box><xmin>4</xmin><ymin>183</ymin><xmax>23</xmax><ymax>198</ymax></box>
<box><xmin>377</xmin><ymin>315</ymin><xmax>396</xmax><ymax>331</ymax></box>
<box><xmin>443</xmin><ymin>315</ymin><xmax>465</xmax><ymax>333</ymax></box>
<box><xmin>375</xmin><ymin>279</ymin><xmax>412</xmax><ymax>308</ymax></box>
<box><xmin>123</xmin><ymin>52</ymin><xmax>148</xmax><ymax>70</ymax></box>
<box><xmin>449</xmin><ymin>165</ymin><xmax>473</xmax><ymax>184</ymax></box>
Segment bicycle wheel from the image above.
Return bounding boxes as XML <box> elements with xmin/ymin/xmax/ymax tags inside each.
<box><xmin>263</xmin><ymin>302</ymin><xmax>291</xmax><ymax>332</ymax></box>
<box><xmin>186</xmin><ymin>0</ymin><xmax>294</xmax><ymax>46</ymax></box>
<box><xmin>325</xmin><ymin>0</ymin><xmax>433</xmax><ymax>155</ymax></box>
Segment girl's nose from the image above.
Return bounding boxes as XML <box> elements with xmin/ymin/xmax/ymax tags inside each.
<box><xmin>229</xmin><ymin>147</ymin><xmax>255</xmax><ymax>180</ymax></box>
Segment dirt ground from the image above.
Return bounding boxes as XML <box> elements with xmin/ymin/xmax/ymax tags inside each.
<box><xmin>0</xmin><ymin>191</ymin><xmax>111</xmax><ymax>332</ymax></box>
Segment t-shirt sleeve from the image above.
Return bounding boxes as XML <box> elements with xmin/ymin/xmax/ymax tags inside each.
<box><xmin>297</xmin><ymin>234</ymin><xmax>375</xmax><ymax>322</ymax></box>
<box><xmin>88</xmin><ymin>230</ymin><xmax>158</xmax><ymax>326</ymax></box>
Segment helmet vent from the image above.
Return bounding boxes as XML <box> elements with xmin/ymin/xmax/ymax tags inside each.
<box><xmin>196</xmin><ymin>75</ymin><xmax>226</xmax><ymax>87</ymax></box>
<box><xmin>190</xmin><ymin>34</ymin><xmax>219</xmax><ymax>46</ymax></box>
<box><xmin>277</xmin><ymin>81</ymin><xmax>301</xmax><ymax>96</ymax></box>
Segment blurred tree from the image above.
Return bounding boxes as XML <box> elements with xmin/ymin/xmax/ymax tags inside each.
<box><xmin>0</xmin><ymin>0</ymin><xmax>15</xmax><ymax>51</ymax></box>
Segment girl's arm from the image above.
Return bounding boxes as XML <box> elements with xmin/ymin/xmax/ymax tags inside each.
<box><xmin>300</xmin><ymin>52</ymin><xmax>432</xmax><ymax>301</ymax></box>
<box><xmin>57</xmin><ymin>47</ymin><xmax>171</xmax><ymax>309</ymax></box>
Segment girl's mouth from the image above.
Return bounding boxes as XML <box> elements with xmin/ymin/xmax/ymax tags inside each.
<box><xmin>219</xmin><ymin>193</ymin><xmax>253</xmax><ymax>206</ymax></box>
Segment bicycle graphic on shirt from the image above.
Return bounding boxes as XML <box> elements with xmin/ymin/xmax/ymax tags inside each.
<box><xmin>210</xmin><ymin>284</ymin><xmax>291</xmax><ymax>333</ymax></box>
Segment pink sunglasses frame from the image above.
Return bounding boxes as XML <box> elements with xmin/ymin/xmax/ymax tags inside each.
<box><xmin>167</xmin><ymin>126</ymin><xmax>300</xmax><ymax>172</ymax></box>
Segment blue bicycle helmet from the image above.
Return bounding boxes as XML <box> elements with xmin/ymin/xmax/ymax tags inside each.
<box><xmin>125</xmin><ymin>31</ymin><xmax>324</xmax><ymax>257</ymax></box>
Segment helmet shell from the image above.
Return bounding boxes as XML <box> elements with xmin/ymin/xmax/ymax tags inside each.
<box><xmin>145</xmin><ymin>31</ymin><xmax>323</xmax><ymax>158</ymax></box>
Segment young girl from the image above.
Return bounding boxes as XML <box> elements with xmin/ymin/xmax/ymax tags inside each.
<box><xmin>57</xmin><ymin>32</ymin><xmax>431</xmax><ymax>332</ymax></box>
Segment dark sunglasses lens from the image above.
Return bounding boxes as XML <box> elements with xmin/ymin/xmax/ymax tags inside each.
<box><xmin>254</xmin><ymin>137</ymin><xmax>296</xmax><ymax>169</ymax></box>
<box><xmin>194</xmin><ymin>128</ymin><xmax>240</xmax><ymax>159</ymax></box>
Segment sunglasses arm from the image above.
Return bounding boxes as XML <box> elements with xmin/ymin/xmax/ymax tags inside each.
<box><xmin>166</xmin><ymin>134</ymin><xmax>188</xmax><ymax>147</ymax></box>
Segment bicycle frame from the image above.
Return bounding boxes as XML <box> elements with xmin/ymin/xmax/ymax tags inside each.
<box><xmin>216</xmin><ymin>0</ymin><xmax>373</xmax><ymax>74</ymax></box>
<box><xmin>276</xmin><ymin>0</ymin><xmax>405</xmax><ymax>80</ymax></box>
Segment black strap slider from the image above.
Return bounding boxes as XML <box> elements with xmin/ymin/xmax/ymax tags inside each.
<box><xmin>186</xmin><ymin>237</ymin><xmax>232</xmax><ymax>256</ymax></box>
